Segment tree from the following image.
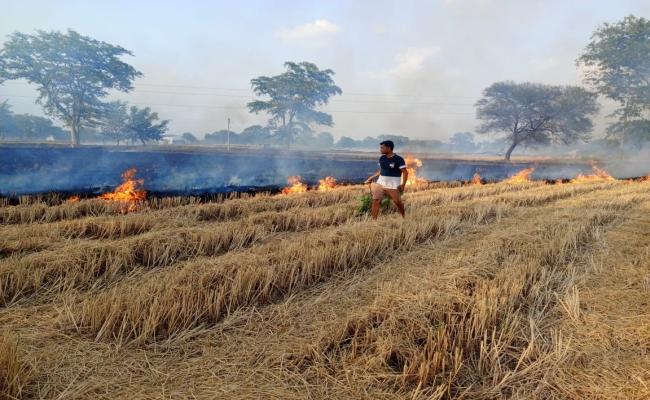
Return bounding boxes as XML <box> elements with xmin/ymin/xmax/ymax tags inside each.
<box><xmin>181</xmin><ymin>132</ymin><xmax>199</xmax><ymax>144</ymax></box>
<box><xmin>608</xmin><ymin>119</ymin><xmax>650</xmax><ymax>148</ymax></box>
<box><xmin>0</xmin><ymin>101</ymin><xmax>14</xmax><ymax>140</ymax></box>
<box><xmin>475</xmin><ymin>81</ymin><xmax>599</xmax><ymax>160</ymax></box>
<box><xmin>12</xmin><ymin>114</ymin><xmax>67</xmax><ymax>141</ymax></box>
<box><xmin>410</xmin><ymin>138</ymin><xmax>445</xmax><ymax>152</ymax></box>
<box><xmin>239</xmin><ymin>125</ymin><xmax>271</xmax><ymax>145</ymax></box>
<box><xmin>247</xmin><ymin>61</ymin><xmax>342</xmax><ymax>145</ymax></box>
<box><xmin>578</xmin><ymin>15</ymin><xmax>650</xmax><ymax>145</ymax></box>
<box><xmin>315</xmin><ymin>131</ymin><xmax>334</xmax><ymax>148</ymax></box>
<box><xmin>0</xmin><ymin>29</ymin><xmax>142</xmax><ymax>146</ymax></box>
<box><xmin>360</xmin><ymin>136</ymin><xmax>379</xmax><ymax>149</ymax></box>
<box><xmin>126</xmin><ymin>106</ymin><xmax>169</xmax><ymax>145</ymax></box>
<box><xmin>272</xmin><ymin>124</ymin><xmax>311</xmax><ymax>146</ymax></box>
<box><xmin>335</xmin><ymin>136</ymin><xmax>358</xmax><ymax>148</ymax></box>
<box><xmin>100</xmin><ymin>101</ymin><xmax>129</xmax><ymax>144</ymax></box>
<box><xmin>204</xmin><ymin>129</ymin><xmax>237</xmax><ymax>144</ymax></box>
<box><xmin>449</xmin><ymin>132</ymin><xmax>477</xmax><ymax>152</ymax></box>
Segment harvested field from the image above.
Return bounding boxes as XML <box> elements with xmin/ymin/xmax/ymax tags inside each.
<box><xmin>1</xmin><ymin>179</ymin><xmax>649</xmax><ymax>399</ymax></box>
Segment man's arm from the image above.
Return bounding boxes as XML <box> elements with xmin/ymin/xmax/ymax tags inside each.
<box><xmin>400</xmin><ymin>168</ymin><xmax>409</xmax><ymax>191</ymax></box>
<box><xmin>365</xmin><ymin>170</ymin><xmax>380</xmax><ymax>184</ymax></box>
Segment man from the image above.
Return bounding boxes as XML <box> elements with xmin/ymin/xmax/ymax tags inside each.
<box><xmin>364</xmin><ymin>140</ymin><xmax>408</xmax><ymax>219</ymax></box>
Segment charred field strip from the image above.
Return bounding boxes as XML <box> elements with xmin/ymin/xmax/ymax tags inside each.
<box><xmin>1</xmin><ymin>179</ymin><xmax>649</xmax><ymax>399</ymax></box>
<box><xmin>0</xmin><ymin>144</ymin><xmax>611</xmax><ymax>197</ymax></box>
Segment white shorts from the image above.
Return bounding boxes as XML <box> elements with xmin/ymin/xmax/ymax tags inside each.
<box><xmin>376</xmin><ymin>175</ymin><xmax>401</xmax><ymax>189</ymax></box>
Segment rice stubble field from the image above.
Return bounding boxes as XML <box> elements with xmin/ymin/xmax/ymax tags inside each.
<box><xmin>1</xmin><ymin>176</ymin><xmax>649</xmax><ymax>399</ymax></box>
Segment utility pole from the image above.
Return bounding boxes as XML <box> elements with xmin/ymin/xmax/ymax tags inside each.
<box><xmin>227</xmin><ymin>117</ymin><xmax>231</xmax><ymax>152</ymax></box>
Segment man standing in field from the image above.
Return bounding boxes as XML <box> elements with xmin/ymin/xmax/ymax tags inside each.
<box><xmin>365</xmin><ymin>140</ymin><xmax>408</xmax><ymax>219</ymax></box>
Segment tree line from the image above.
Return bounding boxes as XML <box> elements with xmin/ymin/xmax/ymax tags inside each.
<box><xmin>0</xmin><ymin>15</ymin><xmax>648</xmax><ymax>159</ymax></box>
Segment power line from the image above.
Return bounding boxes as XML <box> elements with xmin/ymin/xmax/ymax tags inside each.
<box><xmin>122</xmin><ymin>89</ymin><xmax>476</xmax><ymax>106</ymax></box>
<box><xmin>0</xmin><ymin>94</ymin><xmax>477</xmax><ymax>116</ymax></box>
<box><xmin>0</xmin><ymin>80</ymin><xmax>480</xmax><ymax>100</ymax></box>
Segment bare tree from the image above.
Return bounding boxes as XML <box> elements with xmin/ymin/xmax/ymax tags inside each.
<box><xmin>475</xmin><ymin>81</ymin><xmax>600</xmax><ymax>160</ymax></box>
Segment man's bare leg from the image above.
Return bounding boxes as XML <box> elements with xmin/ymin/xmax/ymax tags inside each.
<box><xmin>371</xmin><ymin>199</ymin><xmax>381</xmax><ymax>219</ymax></box>
<box><xmin>385</xmin><ymin>189</ymin><xmax>405</xmax><ymax>217</ymax></box>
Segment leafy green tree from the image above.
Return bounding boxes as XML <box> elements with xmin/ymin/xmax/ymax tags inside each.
<box><xmin>287</xmin><ymin>125</ymin><xmax>319</xmax><ymax>146</ymax></box>
<box><xmin>181</xmin><ymin>132</ymin><xmax>199</xmax><ymax>144</ymax></box>
<box><xmin>204</xmin><ymin>129</ymin><xmax>237</xmax><ymax>144</ymax></box>
<box><xmin>315</xmin><ymin>131</ymin><xmax>334</xmax><ymax>148</ymax></box>
<box><xmin>377</xmin><ymin>134</ymin><xmax>410</xmax><ymax>149</ymax></box>
<box><xmin>335</xmin><ymin>136</ymin><xmax>361</xmax><ymax>148</ymax></box>
<box><xmin>271</xmin><ymin>123</ymin><xmax>313</xmax><ymax>146</ymax></box>
<box><xmin>0</xmin><ymin>101</ymin><xmax>14</xmax><ymax>140</ymax></box>
<box><xmin>578</xmin><ymin>15</ymin><xmax>650</xmax><ymax>145</ymax></box>
<box><xmin>0</xmin><ymin>29</ymin><xmax>142</xmax><ymax>146</ymax></box>
<box><xmin>12</xmin><ymin>114</ymin><xmax>68</xmax><ymax>141</ymax></box>
<box><xmin>239</xmin><ymin>125</ymin><xmax>271</xmax><ymax>145</ymax></box>
<box><xmin>475</xmin><ymin>81</ymin><xmax>599</xmax><ymax>160</ymax></box>
<box><xmin>100</xmin><ymin>101</ymin><xmax>130</xmax><ymax>144</ymax></box>
<box><xmin>448</xmin><ymin>132</ymin><xmax>477</xmax><ymax>152</ymax></box>
<box><xmin>607</xmin><ymin>120</ymin><xmax>650</xmax><ymax>148</ymax></box>
<box><xmin>126</xmin><ymin>106</ymin><xmax>169</xmax><ymax>145</ymax></box>
<box><xmin>360</xmin><ymin>136</ymin><xmax>379</xmax><ymax>149</ymax></box>
<box><xmin>410</xmin><ymin>138</ymin><xmax>445</xmax><ymax>152</ymax></box>
<box><xmin>79</xmin><ymin>127</ymin><xmax>106</xmax><ymax>144</ymax></box>
<box><xmin>247</xmin><ymin>61</ymin><xmax>342</xmax><ymax>145</ymax></box>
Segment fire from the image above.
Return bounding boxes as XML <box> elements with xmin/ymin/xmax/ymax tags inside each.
<box><xmin>555</xmin><ymin>179</ymin><xmax>564</xmax><ymax>185</ymax></box>
<box><xmin>67</xmin><ymin>195</ymin><xmax>80</xmax><ymax>203</ymax></box>
<box><xmin>317</xmin><ymin>176</ymin><xmax>337</xmax><ymax>191</ymax></box>
<box><xmin>99</xmin><ymin>168</ymin><xmax>146</xmax><ymax>212</ymax></box>
<box><xmin>404</xmin><ymin>155</ymin><xmax>427</xmax><ymax>186</ymax></box>
<box><xmin>281</xmin><ymin>176</ymin><xmax>308</xmax><ymax>194</ymax></box>
<box><xmin>471</xmin><ymin>172</ymin><xmax>482</xmax><ymax>185</ymax></box>
<box><xmin>503</xmin><ymin>168</ymin><xmax>535</xmax><ymax>184</ymax></box>
<box><xmin>571</xmin><ymin>166</ymin><xmax>616</xmax><ymax>184</ymax></box>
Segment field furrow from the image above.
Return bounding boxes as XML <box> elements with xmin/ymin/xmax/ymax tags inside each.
<box><xmin>64</xmin><ymin>182</ymin><xmax>622</xmax><ymax>343</ymax></box>
<box><xmin>1</xmin><ymin>181</ymin><xmax>456</xmax><ymax>225</ymax></box>
<box><xmin>0</xmin><ymin>182</ymin><xmax>547</xmax><ymax>304</ymax></box>
<box><xmin>293</xmin><ymin>184</ymin><xmax>649</xmax><ymax>398</ymax></box>
<box><xmin>0</xmin><ymin>182</ymin><xmax>529</xmax><ymax>255</ymax></box>
<box><xmin>1</xmin><ymin>180</ymin><xmax>648</xmax><ymax>400</ymax></box>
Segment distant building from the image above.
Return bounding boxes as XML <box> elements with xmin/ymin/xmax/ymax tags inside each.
<box><xmin>161</xmin><ymin>134</ymin><xmax>187</xmax><ymax>145</ymax></box>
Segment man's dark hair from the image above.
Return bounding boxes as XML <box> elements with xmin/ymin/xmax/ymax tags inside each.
<box><xmin>380</xmin><ymin>140</ymin><xmax>394</xmax><ymax>150</ymax></box>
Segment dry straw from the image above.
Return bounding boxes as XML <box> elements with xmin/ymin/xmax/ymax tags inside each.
<box><xmin>293</xmin><ymin>186</ymin><xmax>648</xmax><ymax>398</ymax></box>
<box><xmin>0</xmin><ymin>332</ymin><xmax>31</xmax><ymax>400</ymax></box>
<box><xmin>65</xmin><ymin>182</ymin><xmax>619</xmax><ymax>343</ymax></box>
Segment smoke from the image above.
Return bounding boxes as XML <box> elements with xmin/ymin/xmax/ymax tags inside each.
<box><xmin>7</xmin><ymin>145</ymin><xmax>647</xmax><ymax>196</ymax></box>
<box><xmin>0</xmin><ymin>146</ymin><xmax>379</xmax><ymax>195</ymax></box>
<box><xmin>605</xmin><ymin>147</ymin><xmax>650</xmax><ymax>178</ymax></box>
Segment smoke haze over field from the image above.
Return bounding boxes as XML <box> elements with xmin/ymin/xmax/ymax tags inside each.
<box><xmin>1</xmin><ymin>0</ymin><xmax>649</xmax><ymax>141</ymax></box>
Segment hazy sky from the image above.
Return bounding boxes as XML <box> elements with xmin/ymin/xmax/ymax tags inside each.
<box><xmin>1</xmin><ymin>0</ymin><xmax>649</xmax><ymax>141</ymax></box>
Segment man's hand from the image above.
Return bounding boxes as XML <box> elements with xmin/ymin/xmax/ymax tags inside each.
<box><xmin>365</xmin><ymin>172</ymin><xmax>379</xmax><ymax>184</ymax></box>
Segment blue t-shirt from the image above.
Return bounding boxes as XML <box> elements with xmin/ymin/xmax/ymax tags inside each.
<box><xmin>379</xmin><ymin>154</ymin><xmax>406</xmax><ymax>177</ymax></box>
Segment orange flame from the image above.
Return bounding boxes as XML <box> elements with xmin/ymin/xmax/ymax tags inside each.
<box><xmin>404</xmin><ymin>155</ymin><xmax>427</xmax><ymax>186</ymax></box>
<box><xmin>317</xmin><ymin>176</ymin><xmax>337</xmax><ymax>191</ymax></box>
<box><xmin>99</xmin><ymin>168</ymin><xmax>146</xmax><ymax>212</ymax></box>
<box><xmin>67</xmin><ymin>195</ymin><xmax>80</xmax><ymax>203</ymax></box>
<box><xmin>471</xmin><ymin>172</ymin><xmax>482</xmax><ymax>185</ymax></box>
<box><xmin>281</xmin><ymin>176</ymin><xmax>308</xmax><ymax>194</ymax></box>
<box><xmin>503</xmin><ymin>168</ymin><xmax>535</xmax><ymax>184</ymax></box>
<box><xmin>571</xmin><ymin>166</ymin><xmax>616</xmax><ymax>184</ymax></box>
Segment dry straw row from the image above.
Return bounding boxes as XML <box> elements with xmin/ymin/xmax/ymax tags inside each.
<box><xmin>0</xmin><ymin>181</ymin><xmax>541</xmax><ymax>260</ymax></box>
<box><xmin>0</xmin><ymin>181</ymin><xmax>548</xmax><ymax>304</ymax></box>
<box><xmin>64</xmin><ymin>182</ymin><xmax>619</xmax><ymax>344</ymax></box>
<box><xmin>295</xmin><ymin>186</ymin><xmax>648</xmax><ymax>398</ymax></box>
